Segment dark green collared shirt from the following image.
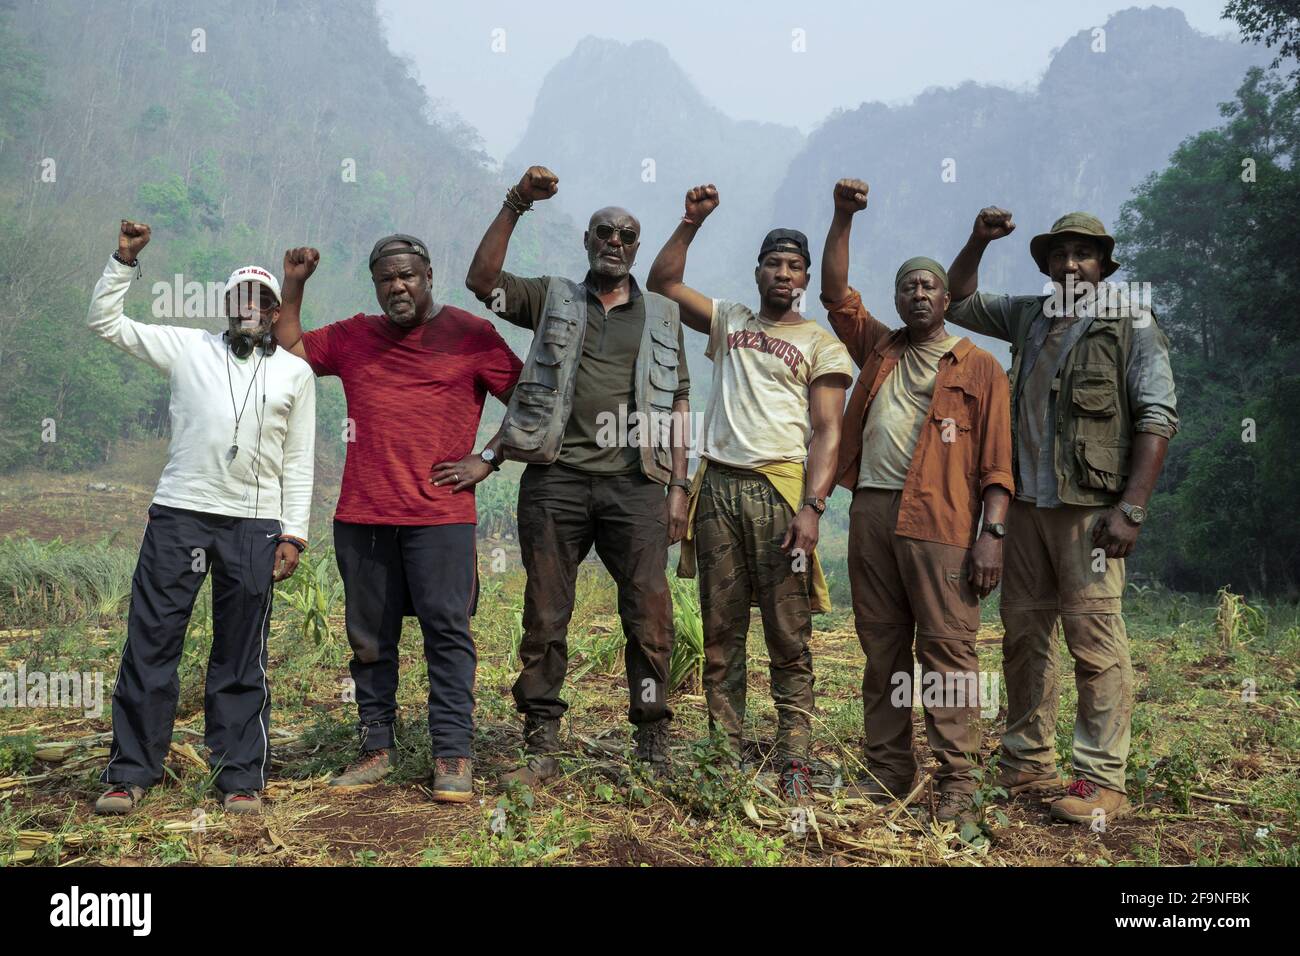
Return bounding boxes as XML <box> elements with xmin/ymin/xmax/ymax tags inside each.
<box><xmin>484</xmin><ymin>271</ymin><xmax>691</xmax><ymax>474</ymax></box>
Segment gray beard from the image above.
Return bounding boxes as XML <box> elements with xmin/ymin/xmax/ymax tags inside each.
<box><xmin>589</xmin><ymin>257</ymin><xmax>630</xmax><ymax>279</ymax></box>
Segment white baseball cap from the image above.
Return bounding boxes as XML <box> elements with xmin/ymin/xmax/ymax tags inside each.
<box><xmin>223</xmin><ymin>265</ymin><xmax>282</xmax><ymax>306</ymax></box>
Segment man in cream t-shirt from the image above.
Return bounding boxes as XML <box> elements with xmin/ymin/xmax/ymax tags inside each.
<box><xmin>649</xmin><ymin>184</ymin><xmax>851</xmax><ymax>803</ymax></box>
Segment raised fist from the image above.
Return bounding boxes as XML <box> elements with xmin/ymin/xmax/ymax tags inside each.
<box><xmin>833</xmin><ymin>178</ymin><xmax>869</xmax><ymax>214</ymax></box>
<box><xmin>684</xmin><ymin>184</ymin><xmax>719</xmax><ymax>223</ymax></box>
<box><xmin>283</xmin><ymin>247</ymin><xmax>320</xmax><ymax>283</ymax></box>
<box><xmin>118</xmin><ymin>220</ymin><xmax>151</xmax><ymax>261</ymax></box>
<box><xmin>516</xmin><ymin>166</ymin><xmax>558</xmax><ymax>203</ymax></box>
<box><xmin>973</xmin><ymin>207</ymin><xmax>1016</xmax><ymax>242</ymax></box>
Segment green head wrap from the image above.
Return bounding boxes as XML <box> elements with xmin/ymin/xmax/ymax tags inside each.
<box><xmin>895</xmin><ymin>256</ymin><xmax>948</xmax><ymax>290</ymax></box>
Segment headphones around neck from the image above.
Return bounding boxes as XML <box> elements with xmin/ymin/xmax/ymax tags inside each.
<box><xmin>223</xmin><ymin>328</ymin><xmax>276</xmax><ymax>359</ymax></box>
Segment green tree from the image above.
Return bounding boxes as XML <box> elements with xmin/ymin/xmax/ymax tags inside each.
<box><xmin>1117</xmin><ymin>68</ymin><xmax>1300</xmax><ymax>594</ymax></box>
<box><xmin>1224</xmin><ymin>1</ymin><xmax>1300</xmax><ymax>88</ymax></box>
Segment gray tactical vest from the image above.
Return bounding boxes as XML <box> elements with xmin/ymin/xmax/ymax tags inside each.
<box><xmin>500</xmin><ymin>276</ymin><xmax>682</xmax><ymax>484</ymax></box>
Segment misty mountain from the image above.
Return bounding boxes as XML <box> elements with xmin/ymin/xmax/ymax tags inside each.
<box><xmin>773</xmin><ymin>5</ymin><xmax>1272</xmax><ymax>359</ymax></box>
<box><xmin>508</xmin><ymin>8</ymin><xmax>1269</xmax><ymax>369</ymax></box>
<box><xmin>506</xmin><ymin>35</ymin><xmax>806</xmax><ymax>303</ymax></box>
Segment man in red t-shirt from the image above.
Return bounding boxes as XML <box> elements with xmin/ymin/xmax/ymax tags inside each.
<box><xmin>274</xmin><ymin>234</ymin><xmax>522</xmax><ymax>803</ymax></box>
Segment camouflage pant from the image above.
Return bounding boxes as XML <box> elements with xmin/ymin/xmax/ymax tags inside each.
<box><xmin>695</xmin><ymin>464</ymin><xmax>814</xmax><ymax>761</ymax></box>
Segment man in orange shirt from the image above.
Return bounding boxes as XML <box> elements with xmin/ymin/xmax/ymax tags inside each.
<box><xmin>820</xmin><ymin>179</ymin><xmax>1014</xmax><ymax>824</ymax></box>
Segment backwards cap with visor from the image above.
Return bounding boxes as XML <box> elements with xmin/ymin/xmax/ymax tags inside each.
<box><xmin>757</xmin><ymin>228</ymin><xmax>812</xmax><ymax>268</ymax></box>
<box><xmin>369</xmin><ymin>233</ymin><xmax>431</xmax><ymax>270</ymax></box>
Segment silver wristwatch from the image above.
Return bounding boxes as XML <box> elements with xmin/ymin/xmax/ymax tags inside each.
<box><xmin>1117</xmin><ymin>500</ymin><xmax>1146</xmax><ymax>525</ymax></box>
<box><xmin>480</xmin><ymin>447</ymin><xmax>500</xmax><ymax>472</ymax></box>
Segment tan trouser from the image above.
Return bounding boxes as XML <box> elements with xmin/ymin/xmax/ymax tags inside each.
<box><xmin>1000</xmin><ymin>498</ymin><xmax>1132</xmax><ymax>791</ymax></box>
<box><xmin>848</xmin><ymin>489</ymin><xmax>983</xmax><ymax>794</ymax></box>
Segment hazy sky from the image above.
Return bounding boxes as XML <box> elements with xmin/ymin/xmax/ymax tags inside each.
<box><xmin>377</xmin><ymin>0</ymin><xmax>1238</xmax><ymax>162</ymax></box>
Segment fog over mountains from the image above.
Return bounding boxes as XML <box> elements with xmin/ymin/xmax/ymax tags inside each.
<box><xmin>506</xmin><ymin>6</ymin><xmax>1268</xmax><ymax>363</ymax></box>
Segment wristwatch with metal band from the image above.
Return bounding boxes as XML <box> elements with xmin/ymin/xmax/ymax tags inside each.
<box><xmin>1117</xmin><ymin>501</ymin><xmax>1146</xmax><ymax>525</ymax></box>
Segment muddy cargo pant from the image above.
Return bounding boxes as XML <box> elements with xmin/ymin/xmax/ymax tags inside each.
<box><xmin>848</xmin><ymin>489</ymin><xmax>983</xmax><ymax>794</ymax></box>
<box><xmin>513</xmin><ymin>463</ymin><xmax>674</xmax><ymax>726</ymax></box>
<box><xmin>999</xmin><ymin>499</ymin><xmax>1132</xmax><ymax>791</ymax></box>
<box><xmin>333</xmin><ymin>522</ymin><xmax>479</xmax><ymax>758</ymax></box>
<box><xmin>695</xmin><ymin>464</ymin><xmax>814</xmax><ymax>762</ymax></box>
<box><xmin>103</xmin><ymin>504</ymin><xmax>278</xmax><ymax>795</ymax></box>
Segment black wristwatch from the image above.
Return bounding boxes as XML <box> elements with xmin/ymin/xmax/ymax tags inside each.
<box><xmin>803</xmin><ymin>496</ymin><xmax>826</xmax><ymax>516</ymax></box>
<box><xmin>276</xmin><ymin>537</ymin><xmax>306</xmax><ymax>553</ymax></box>
<box><xmin>480</xmin><ymin>447</ymin><xmax>501</xmax><ymax>472</ymax></box>
<box><xmin>668</xmin><ymin>478</ymin><xmax>691</xmax><ymax>492</ymax></box>
<box><xmin>981</xmin><ymin>521</ymin><xmax>1006</xmax><ymax>539</ymax></box>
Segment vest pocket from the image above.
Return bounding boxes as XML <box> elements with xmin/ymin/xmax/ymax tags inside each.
<box><xmin>649</xmin><ymin>320</ymin><xmax>676</xmax><ymax>350</ymax></box>
<box><xmin>508</xmin><ymin>383</ymin><xmax>557</xmax><ymax>450</ymax></box>
<box><xmin>649</xmin><ymin>362</ymin><xmax>678</xmax><ymax>392</ymax></box>
<box><xmin>1074</xmin><ymin>439</ymin><xmax>1129</xmax><ymax>493</ymax></box>
<box><xmin>1071</xmin><ymin>367</ymin><xmax>1118</xmax><ymax>417</ymax></box>
<box><xmin>541</xmin><ymin>315</ymin><xmax>576</xmax><ymax>346</ymax></box>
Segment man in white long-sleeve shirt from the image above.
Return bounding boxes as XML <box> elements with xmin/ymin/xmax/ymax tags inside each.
<box><xmin>90</xmin><ymin>219</ymin><xmax>316</xmax><ymax>816</ymax></box>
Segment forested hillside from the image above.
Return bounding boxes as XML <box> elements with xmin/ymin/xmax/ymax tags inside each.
<box><xmin>0</xmin><ymin>0</ymin><xmax>580</xmax><ymax>473</ymax></box>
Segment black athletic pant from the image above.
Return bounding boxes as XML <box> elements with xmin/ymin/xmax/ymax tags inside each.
<box><xmin>103</xmin><ymin>504</ymin><xmax>279</xmax><ymax>794</ymax></box>
<box><xmin>333</xmin><ymin>521</ymin><xmax>479</xmax><ymax>757</ymax></box>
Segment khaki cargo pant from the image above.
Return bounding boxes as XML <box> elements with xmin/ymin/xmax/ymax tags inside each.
<box><xmin>849</xmin><ymin>489</ymin><xmax>983</xmax><ymax>794</ymax></box>
<box><xmin>1000</xmin><ymin>498</ymin><xmax>1133</xmax><ymax>791</ymax></box>
<box><xmin>695</xmin><ymin>464</ymin><xmax>814</xmax><ymax>761</ymax></box>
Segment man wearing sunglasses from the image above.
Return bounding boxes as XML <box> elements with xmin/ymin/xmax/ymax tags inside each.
<box><xmin>466</xmin><ymin>165</ymin><xmax>692</xmax><ymax>787</ymax></box>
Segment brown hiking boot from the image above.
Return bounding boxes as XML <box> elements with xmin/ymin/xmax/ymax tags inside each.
<box><xmin>996</xmin><ymin>764</ymin><xmax>1065</xmax><ymax>796</ymax></box>
<box><xmin>500</xmin><ymin>716</ymin><xmax>560</xmax><ymax>789</ymax></box>
<box><xmin>221</xmin><ymin>790</ymin><xmax>263</xmax><ymax>815</ymax></box>
<box><xmin>1050</xmin><ymin>777</ymin><xmax>1131</xmax><ymax>825</ymax></box>
<box><xmin>633</xmin><ymin>718</ymin><xmax>671</xmax><ymax>774</ymax></box>
<box><xmin>94</xmin><ymin>784</ymin><xmax>146</xmax><ymax>815</ymax></box>
<box><xmin>933</xmin><ymin>790</ymin><xmax>977</xmax><ymax>825</ymax></box>
<box><xmin>847</xmin><ymin>770</ymin><xmax>916</xmax><ymax>805</ymax></box>
<box><xmin>431</xmin><ymin>757</ymin><xmax>474</xmax><ymax>803</ymax></box>
<box><xmin>329</xmin><ymin>748</ymin><xmax>392</xmax><ymax>787</ymax></box>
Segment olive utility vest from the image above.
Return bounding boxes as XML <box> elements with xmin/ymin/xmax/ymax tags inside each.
<box><xmin>1008</xmin><ymin>303</ymin><xmax>1147</xmax><ymax>507</ymax></box>
<box><xmin>500</xmin><ymin>276</ymin><xmax>682</xmax><ymax>484</ymax></box>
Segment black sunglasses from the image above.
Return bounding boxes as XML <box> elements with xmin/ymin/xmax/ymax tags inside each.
<box><xmin>594</xmin><ymin>223</ymin><xmax>638</xmax><ymax>245</ymax></box>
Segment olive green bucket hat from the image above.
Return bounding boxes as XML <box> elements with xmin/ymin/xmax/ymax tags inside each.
<box><xmin>1029</xmin><ymin>212</ymin><xmax>1120</xmax><ymax>279</ymax></box>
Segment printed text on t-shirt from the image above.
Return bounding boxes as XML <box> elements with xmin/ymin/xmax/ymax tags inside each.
<box><xmin>727</xmin><ymin>329</ymin><xmax>806</xmax><ymax>372</ymax></box>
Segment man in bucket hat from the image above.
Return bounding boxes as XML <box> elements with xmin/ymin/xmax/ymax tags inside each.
<box><xmin>946</xmin><ymin>208</ymin><xmax>1178</xmax><ymax>825</ymax></box>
